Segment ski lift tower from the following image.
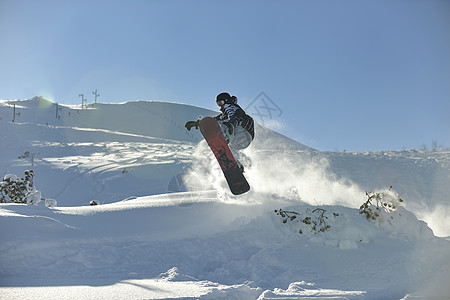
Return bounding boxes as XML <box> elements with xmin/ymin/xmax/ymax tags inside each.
<box><xmin>79</xmin><ymin>94</ymin><xmax>87</xmax><ymax>109</ymax></box>
<box><xmin>92</xmin><ymin>89</ymin><xmax>100</xmax><ymax>104</ymax></box>
<box><xmin>12</xmin><ymin>104</ymin><xmax>21</xmax><ymax>122</ymax></box>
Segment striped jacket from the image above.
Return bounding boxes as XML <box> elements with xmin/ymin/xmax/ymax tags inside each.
<box><xmin>215</xmin><ymin>104</ymin><xmax>255</xmax><ymax>139</ymax></box>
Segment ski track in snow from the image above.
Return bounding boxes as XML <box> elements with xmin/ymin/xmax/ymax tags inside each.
<box><xmin>1</xmin><ymin>98</ymin><xmax>449</xmax><ymax>299</ymax></box>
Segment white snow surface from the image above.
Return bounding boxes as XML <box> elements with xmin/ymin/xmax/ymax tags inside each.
<box><xmin>0</xmin><ymin>97</ymin><xmax>449</xmax><ymax>299</ymax></box>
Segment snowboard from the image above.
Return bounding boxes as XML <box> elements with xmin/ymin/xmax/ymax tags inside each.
<box><xmin>199</xmin><ymin>117</ymin><xmax>250</xmax><ymax>195</ymax></box>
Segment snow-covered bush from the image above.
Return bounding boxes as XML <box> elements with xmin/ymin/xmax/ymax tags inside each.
<box><xmin>359</xmin><ymin>186</ymin><xmax>434</xmax><ymax>239</ymax></box>
<box><xmin>359</xmin><ymin>186</ymin><xmax>403</xmax><ymax>222</ymax></box>
<box><xmin>45</xmin><ymin>198</ymin><xmax>57</xmax><ymax>208</ymax></box>
<box><xmin>18</xmin><ymin>151</ymin><xmax>41</xmax><ymax>167</ymax></box>
<box><xmin>0</xmin><ymin>170</ymin><xmax>41</xmax><ymax>205</ymax></box>
<box><xmin>275</xmin><ymin>207</ymin><xmax>339</xmax><ymax>234</ymax></box>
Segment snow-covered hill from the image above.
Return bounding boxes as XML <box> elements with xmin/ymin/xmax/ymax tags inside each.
<box><xmin>0</xmin><ymin>97</ymin><xmax>449</xmax><ymax>299</ymax></box>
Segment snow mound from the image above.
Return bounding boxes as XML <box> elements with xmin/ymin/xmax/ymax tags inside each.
<box><xmin>258</xmin><ymin>281</ymin><xmax>365</xmax><ymax>299</ymax></box>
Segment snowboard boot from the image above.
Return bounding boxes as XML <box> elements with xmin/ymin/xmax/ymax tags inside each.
<box><xmin>236</xmin><ymin>160</ymin><xmax>244</xmax><ymax>173</ymax></box>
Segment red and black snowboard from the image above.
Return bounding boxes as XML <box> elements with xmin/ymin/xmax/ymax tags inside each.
<box><xmin>199</xmin><ymin>117</ymin><xmax>250</xmax><ymax>195</ymax></box>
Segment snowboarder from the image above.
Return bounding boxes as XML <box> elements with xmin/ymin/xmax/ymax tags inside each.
<box><xmin>185</xmin><ymin>92</ymin><xmax>254</xmax><ymax>172</ymax></box>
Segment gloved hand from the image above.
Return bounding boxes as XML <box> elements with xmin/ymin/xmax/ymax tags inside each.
<box><xmin>223</xmin><ymin>122</ymin><xmax>234</xmax><ymax>135</ymax></box>
<box><xmin>185</xmin><ymin>120</ymin><xmax>200</xmax><ymax>131</ymax></box>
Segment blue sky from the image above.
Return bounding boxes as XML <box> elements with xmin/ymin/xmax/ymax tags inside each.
<box><xmin>1</xmin><ymin>0</ymin><xmax>449</xmax><ymax>151</ymax></box>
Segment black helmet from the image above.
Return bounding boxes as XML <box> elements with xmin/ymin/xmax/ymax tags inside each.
<box><xmin>216</xmin><ymin>92</ymin><xmax>237</xmax><ymax>106</ymax></box>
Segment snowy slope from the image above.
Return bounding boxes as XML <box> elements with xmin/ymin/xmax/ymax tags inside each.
<box><xmin>0</xmin><ymin>97</ymin><xmax>449</xmax><ymax>299</ymax></box>
<box><xmin>0</xmin><ymin>98</ymin><xmax>312</xmax><ymax>205</ymax></box>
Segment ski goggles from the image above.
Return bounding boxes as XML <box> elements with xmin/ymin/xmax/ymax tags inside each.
<box><xmin>216</xmin><ymin>99</ymin><xmax>225</xmax><ymax>106</ymax></box>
